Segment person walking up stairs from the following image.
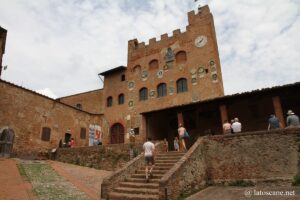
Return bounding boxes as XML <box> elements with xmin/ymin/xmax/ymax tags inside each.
<box><xmin>108</xmin><ymin>151</ymin><xmax>185</xmax><ymax>200</ymax></box>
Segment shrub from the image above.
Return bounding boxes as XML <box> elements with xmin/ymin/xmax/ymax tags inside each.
<box><xmin>228</xmin><ymin>180</ymin><xmax>254</xmax><ymax>187</ymax></box>
<box><xmin>292</xmin><ymin>175</ymin><xmax>300</xmax><ymax>186</ymax></box>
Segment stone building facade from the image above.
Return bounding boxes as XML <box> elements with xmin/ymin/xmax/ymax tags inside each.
<box><xmin>1</xmin><ymin>5</ymin><xmax>299</xmax><ymax>155</ymax></box>
<box><xmin>99</xmin><ymin>6</ymin><xmax>224</xmax><ymax>144</ymax></box>
<box><xmin>0</xmin><ymin>80</ymin><xmax>102</xmax><ymax>158</ymax></box>
<box><xmin>58</xmin><ymin>89</ymin><xmax>104</xmax><ymax>114</ymax></box>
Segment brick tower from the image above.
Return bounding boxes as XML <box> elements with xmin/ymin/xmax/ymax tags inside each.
<box><xmin>100</xmin><ymin>5</ymin><xmax>224</xmax><ymax>144</ymax></box>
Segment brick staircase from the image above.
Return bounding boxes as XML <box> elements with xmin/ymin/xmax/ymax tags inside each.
<box><xmin>108</xmin><ymin>151</ymin><xmax>185</xmax><ymax>200</ymax></box>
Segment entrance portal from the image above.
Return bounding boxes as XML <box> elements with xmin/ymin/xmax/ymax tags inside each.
<box><xmin>110</xmin><ymin>123</ymin><xmax>124</xmax><ymax>144</ymax></box>
<box><xmin>0</xmin><ymin>127</ymin><xmax>15</xmax><ymax>158</ymax></box>
<box><xmin>64</xmin><ymin>133</ymin><xmax>71</xmax><ymax>146</ymax></box>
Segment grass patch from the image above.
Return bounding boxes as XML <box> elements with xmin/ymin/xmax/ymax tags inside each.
<box><xmin>18</xmin><ymin>162</ymin><xmax>90</xmax><ymax>200</ymax></box>
<box><xmin>292</xmin><ymin>174</ymin><xmax>300</xmax><ymax>186</ymax></box>
<box><xmin>228</xmin><ymin>180</ymin><xmax>254</xmax><ymax>187</ymax></box>
<box><xmin>17</xmin><ymin>163</ymin><xmax>28</xmax><ymax>181</ymax></box>
<box><xmin>177</xmin><ymin>188</ymin><xmax>203</xmax><ymax>200</ymax></box>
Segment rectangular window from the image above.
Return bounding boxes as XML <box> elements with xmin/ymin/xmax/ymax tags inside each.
<box><xmin>76</xmin><ymin>103</ymin><xmax>82</xmax><ymax>110</ymax></box>
<box><xmin>80</xmin><ymin>128</ymin><xmax>86</xmax><ymax>139</ymax></box>
<box><xmin>41</xmin><ymin>127</ymin><xmax>51</xmax><ymax>141</ymax></box>
<box><xmin>134</xmin><ymin>127</ymin><xmax>140</xmax><ymax>135</ymax></box>
<box><xmin>121</xmin><ymin>75</ymin><xmax>125</xmax><ymax>81</ymax></box>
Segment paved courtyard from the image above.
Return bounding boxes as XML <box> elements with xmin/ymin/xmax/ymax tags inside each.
<box><xmin>187</xmin><ymin>186</ymin><xmax>300</xmax><ymax>200</ymax></box>
<box><xmin>0</xmin><ymin>158</ymin><xmax>112</xmax><ymax>200</ymax></box>
<box><xmin>0</xmin><ymin>158</ymin><xmax>36</xmax><ymax>200</ymax></box>
<box><xmin>1</xmin><ymin>158</ymin><xmax>300</xmax><ymax>200</ymax></box>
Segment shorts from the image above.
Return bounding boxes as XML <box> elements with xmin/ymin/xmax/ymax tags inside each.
<box><xmin>144</xmin><ymin>156</ymin><xmax>154</xmax><ymax>166</ymax></box>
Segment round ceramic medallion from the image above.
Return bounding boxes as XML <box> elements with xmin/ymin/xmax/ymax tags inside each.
<box><xmin>128</xmin><ymin>81</ymin><xmax>134</xmax><ymax>90</ymax></box>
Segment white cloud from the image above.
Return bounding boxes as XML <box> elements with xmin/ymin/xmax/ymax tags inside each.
<box><xmin>36</xmin><ymin>88</ymin><xmax>57</xmax><ymax>99</ymax></box>
<box><xmin>0</xmin><ymin>0</ymin><xmax>299</xmax><ymax>97</ymax></box>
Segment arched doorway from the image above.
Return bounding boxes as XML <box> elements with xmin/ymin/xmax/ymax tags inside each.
<box><xmin>0</xmin><ymin>127</ymin><xmax>15</xmax><ymax>158</ymax></box>
<box><xmin>110</xmin><ymin>123</ymin><xmax>124</xmax><ymax>144</ymax></box>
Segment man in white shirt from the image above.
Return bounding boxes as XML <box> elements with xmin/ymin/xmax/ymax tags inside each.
<box><xmin>143</xmin><ymin>137</ymin><xmax>155</xmax><ymax>182</ymax></box>
<box><xmin>231</xmin><ymin>117</ymin><xmax>242</xmax><ymax>133</ymax></box>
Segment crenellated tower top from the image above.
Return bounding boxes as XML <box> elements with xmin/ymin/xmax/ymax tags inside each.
<box><xmin>127</xmin><ymin>5</ymin><xmax>212</xmax><ymax>61</ymax></box>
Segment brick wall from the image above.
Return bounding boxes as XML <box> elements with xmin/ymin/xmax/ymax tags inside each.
<box><xmin>160</xmin><ymin>128</ymin><xmax>300</xmax><ymax>199</ymax></box>
<box><xmin>205</xmin><ymin>129</ymin><xmax>299</xmax><ymax>181</ymax></box>
<box><xmin>54</xmin><ymin>143</ymin><xmax>143</xmax><ymax>170</ymax></box>
<box><xmin>0</xmin><ymin>80</ymin><xmax>102</xmax><ymax>158</ymax></box>
<box><xmin>101</xmin><ymin>6</ymin><xmax>224</xmax><ymax>145</ymax></box>
<box><xmin>58</xmin><ymin>89</ymin><xmax>104</xmax><ymax>114</ymax></box>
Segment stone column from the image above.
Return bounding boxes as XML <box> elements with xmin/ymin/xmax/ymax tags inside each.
<box><xmin>219</xmin><ymin>105</ymin><xmax>228</xmax><ymax>133</ymax></box>
<box><xmin>141</xmin><ymin>115</ymin><xmax>147</xmax><ymax>142</ymax></box>
<box><xmin>177</xmin><ymin>112</ymin><xmax>184</xmax><ymax>126</ymax></box>
<box><xmin>272</xmin><ymin>96</ymin><xmax>285</xmax><ymax>127</ymax></box>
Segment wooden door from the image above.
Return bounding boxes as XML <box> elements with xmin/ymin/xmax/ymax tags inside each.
<box><xmin>110</xmin><ymin>123</ymin><xmax>124</xmax><ymax>144</ymax></box>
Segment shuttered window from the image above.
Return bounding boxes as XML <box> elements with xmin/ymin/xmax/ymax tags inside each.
<box><xmin>41</xmin><ymin>127</ymin><xmax>51</xmax><ymax>141</ymax></box>
<box><xmin>80</xmin><ymin>128</ymin><xmax>86</xmax><ymax>139</ymax></box>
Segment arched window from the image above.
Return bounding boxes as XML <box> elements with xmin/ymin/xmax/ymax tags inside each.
<box><xmin>177</xmin><ymin>78</ymin><xmax>188</xmax><ymax>93</ymax></box>
<box><xmin>157</xmin><ymin>83</ymin><xmax>167</xmax><ymax>97</ymax></box>
<box><xmin>175</xmin><ymin>51</ymin><xmax>187</xmax><ymax>64</ymax></box>
<box><xmin>118</xmin><ymin>94</ymin><xmax>124</xmax><ymax>105</ymax></box>
<box><xmin>133</xmin><ymin>65</ymin><xmax>141</xmax><ymax>74</ymax></box>
<box><xmin>139</xmin><ymin>87</ymin><xmax>148</xmax><ymax>101</ymax></box>
<box><xmin>107</xmin><ymin>96</ymin><xmax>113</xmax><ymax>107</ymax></box>
<box><xmin>149</xmin><ymin>59</ymin><xmax>159</xmax><ymax>70</ymax></box>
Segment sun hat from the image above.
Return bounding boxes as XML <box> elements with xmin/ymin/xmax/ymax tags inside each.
<box><xmin>287</xmin><ymin>110</ymin><xmax>295</xmax><ymax>115</ymax></box>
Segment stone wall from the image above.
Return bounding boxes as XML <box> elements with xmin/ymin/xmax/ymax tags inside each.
<box><xmin>101</xmin><ymin>141</ymin><xmax>164</xmax><ymax>199</ymax></box>
<box><xmin>55</xmin><ymin>143</ymin><xmax>143</xmax><ymax>170</ymax></box>
<box><xmin>159</xmin><ymin>138</ymin><xmax>207</xmax><ymax>199</ymax></box>
<box><xmin>160</xmin><ymin>128</ymin><xmax>300</xmax><ymax>199</ymax></box>
<box><xmin>58</xmin><ymin>89</ymin><xmax>104</xmax><ymax>114</ymax></box>
<box><xmin>0</xmin><ymin>80</ymin><xmax>102</xmax><ymax>158</ymax></box>
<box><xmin>205</xmin><ymin>128</ymin><xmax>300</xmax><ymax>182</ymax></box>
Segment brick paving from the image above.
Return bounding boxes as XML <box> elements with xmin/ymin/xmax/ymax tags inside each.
<box><xmin>186</xmin><ymin>186</ymin><xmax>300</xmax><ymax>200</ymax></box>
<box><xmin>0</xmin><ymin>158</ymin><xmax>36</xmax><ymax>200</ymax></box>
<box><xmin>48</xmin><ymin>160</ymin><xmax>112</xmax><ymax>200</ymax></box>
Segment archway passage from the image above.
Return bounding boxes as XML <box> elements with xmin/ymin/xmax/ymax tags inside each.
<box><xmin>0</xmin><ymin>127</ymin><xmax>15</xmax><ymax>158</ymax></box>
<box><xmin>110</xmin><ymin>123</ymin><xmax>125</xmax><ymax>144</ymax></box>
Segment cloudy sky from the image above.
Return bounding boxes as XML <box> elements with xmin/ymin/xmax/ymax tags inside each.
<box><xmin>0</xmin><ymin>0</ymin><xmax>299</xmax><ymax>98</ymax></box>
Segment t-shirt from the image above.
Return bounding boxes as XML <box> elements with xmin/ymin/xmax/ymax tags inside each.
<box><xmin>178</xmin><ymin>127</ymin><xmax>185</xmax><ymax>137</ymax></box>
<box><xmin>287</xmin><ymin>115</ymin><xmax>300</xmax><ymax>126</ymax></box>
<box><xmin>143</xmin><ymin>141</ymin><xmax>155</xmax><ymax>157</ymax></box>
<box><xmin>223</xmin><ymin>122</ymin><xmax>231</xmax><ymax>131</ymax></box>
<box><xmin>269</xmin><ymin>116</ymin><xmax>280</xmax><ymax>129</ymax></box>
<box><xmin>231</xmin><ymin>122</ymin><xmax>242</xmax><ymax>133</ymax></box>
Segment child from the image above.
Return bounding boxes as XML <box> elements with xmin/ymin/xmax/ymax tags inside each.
<box><xmin>174</xmin><ymin>137</ymin><xmax>179</xmax><ymax>151</ymax></box>
<box><xmin>163</xmin><ymin>138</ymin><xmax>168</xmax><ymax>152</ymax></box>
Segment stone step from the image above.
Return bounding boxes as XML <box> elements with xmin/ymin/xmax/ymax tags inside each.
<box><xmin>154</xmin><ymin>156</ymin><xmax>182</xmax><ymax>160</ymax></box>
<box><xmin>131</xmin><ymin>173</ymin><xmax>163</xmax><ymax>179</ymax></box>
<box><xmin>136</xmin><ymin>169</ymin><xmax>167</xmax><ymax>174</ymax></box>
<box><xmin>119</xmin><ymin>182</ymin><xmax>159</xmax><ymax>189</ymax></box>
<box><xmin>152</xmin><ymin>166</ymin><xmax>172</xmax><ymax>170</ymax></box>
<box><xmin>109</xmin><ymin>192</ymin><xmax>159</xmax><ymax>200</ymax></box>
<box><xmin>155</xmin><ymin>160</ymin><xmax>178</xmax><ymax>164</ymax></box>
<box><xmin>114</xmin><ymin>187</ymin><xmax>159</xmax><ymax>195</ymax></box>
<box><xmin>126</xmin><ymin>177</ymin><xmax>161</xmax><ymax>183</ymax></box>
<box><xmin>154</xmin><ymin>163</ymin><xmax>175</xmax><ymax>167</ymax></box>
<box><xmin>157</xmin><ymin>152</ymin><xmax>185</xmax><ymax>156</ymax></box>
